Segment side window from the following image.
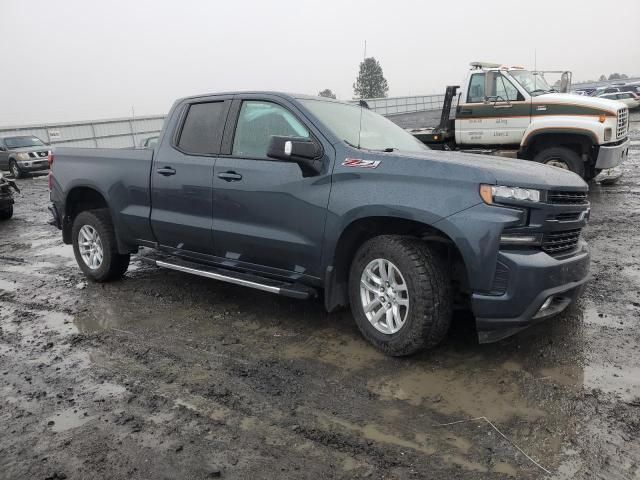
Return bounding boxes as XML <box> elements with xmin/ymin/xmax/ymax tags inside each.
<box><xmin>177</xmin><ymin>101</ymin><xmax>228</xmax><ymax>155</ymax></box>
<box><xmin>495</xmin><ymin>75</ymin><xmax>520</xmax><ymax>101</ymax></box>
<box><xmin>467</xmin><ymin>74</ymin><xmax>485</xmax><ymax>103</ymax></box>
<box><xmin>232</xmin><ymin>101</ymin><xmax>310</xmax><ymax>159</ymax></box>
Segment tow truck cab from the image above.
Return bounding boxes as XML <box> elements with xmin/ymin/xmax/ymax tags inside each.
<box><xmin>414</xmin><ymin>62</ymin><xmax>630</xmax><ymax>181</ymax></box>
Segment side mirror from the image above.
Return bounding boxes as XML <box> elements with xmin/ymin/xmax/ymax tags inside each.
<box><xmin>0</xmin><ymin>146</ymin><xmax>5</xmax><ymax>152</ymax></box>
<box><xmin>560</xmin><ymin>72</ymin><xmax>570</xmax><ymax>93</ymax></box>
<box><xmin>267</xmin><ymin>136</ymin><xmax>322</xmax><ymax>177</ymax></box>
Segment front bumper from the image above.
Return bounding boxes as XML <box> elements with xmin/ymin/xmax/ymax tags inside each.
<box><xmin>17</xmin><ymin>159</ymin><xmax>50</xmax><ymax>172</ymax></box>
<box><xmin>473</xmin><ymin>240</ymin><xmax>590</xmax><ymax>343</ymax></box>
<box><xmin>595</xmin><ymin>138</ymin><xmax>630</xmax><ymax>169</ymax></box>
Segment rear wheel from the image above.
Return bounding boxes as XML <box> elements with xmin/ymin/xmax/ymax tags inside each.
<box><xmin>533</xmin><ymin>147</ymin><xmax>585</xmax><ymax>178</ymax></box>
<box><xmin>9</xmin><ymin>161</ymin><xmax>23</xmax><ymax>179</ymax></box>
<box><xmin>348</xmin><ymin>235</ymin><xmax>452</xmax><ymax>356</ymax></box>
<box><xmin>72</xmin><ymin>209</ymin><xmax>130</xmax><ymax>282</ymax></box>
<box><xmin>0</xmin><ymin>205</ymin><xmax>13</xmax><ymax>220</ymax></box>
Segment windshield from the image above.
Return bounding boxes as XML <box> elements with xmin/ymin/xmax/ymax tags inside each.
<box><xmin>509</xmin><ymin>71</ymin><xmax>552</xmax><ymax>96</ymax></box>
<box><xmin>4</xmin><ymin>136</ymin><xmax>46</xmax><ymax>149</ymax></box>
<box><xmin>300</xmin><ymin>99</ymin><xmax>428</xmax><ymax>153</ymax></box>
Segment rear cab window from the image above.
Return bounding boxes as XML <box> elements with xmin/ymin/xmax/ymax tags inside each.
<box><xmin>177</xmin><ymin>101</ymin><xmax>229</xmax><ymax>155</ymax></box>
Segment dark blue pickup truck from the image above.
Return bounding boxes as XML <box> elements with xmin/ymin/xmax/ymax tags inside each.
<box><xmin>49</xmin><ymin>92</ymin><xmax>591</xmax><ymax>355</ymax></box>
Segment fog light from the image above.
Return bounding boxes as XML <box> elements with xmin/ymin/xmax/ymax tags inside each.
<box><xmin>539</xmin><ymin>296</ymin><xmax>554</xmax><ymax>311</ymax></box>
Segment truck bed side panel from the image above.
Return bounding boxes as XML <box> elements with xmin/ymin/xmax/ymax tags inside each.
<box><xmin>53</xmin><ymin>147</ymin><xmax>154</xmax><ymax>247</ymax></box>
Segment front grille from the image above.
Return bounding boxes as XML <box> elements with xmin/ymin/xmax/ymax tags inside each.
<box><xmin>617</xmin><ymin>108</ymin><xmax>628</xmax><ymax>138</ymax></box>
<box><xmin>542</xmin><ymin>229</ymin><xmax>581</xmax><ymax>255</ymax></box>
<box><xmin>547</xmin><ymin>191</ymin><xmax>588</xmax><ymax>205</ymax></box>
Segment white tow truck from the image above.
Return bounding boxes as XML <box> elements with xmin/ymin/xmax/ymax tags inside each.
<box><xmin>412</xmin><ymin>62</ymin><xmax>630</xmax><ymax>181</ymax></box>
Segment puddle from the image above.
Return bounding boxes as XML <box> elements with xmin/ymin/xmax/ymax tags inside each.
<box><xmin>36</xmin><ymin>244</ymin><xmax>75</xmax><ymax>259</ymax></box>
<box><xmin>315</xmin><ymin>412</ymin><xmax>435</xmax><ymax>455</ymax></box>
<box><xmin>0</xmin><ymin>279</ymin><xmax>20</xmax><ymax>292</ymax></box>
<box><xmin>283</xmin><ymin>328</ymin><xmax>385</xmax><ymax>370</ymax></box>
<box><xmin>493</xmin><ymin>461</ymin><xmax>518</xmax><ymax>477</ymax></box>
<box><xmin>47</xmin><ymin>408</ymin><xmax>95</xmax><ymax>433</ymax></box>
<box><xmin>90</xmin><ymin>382</ymin><xmax>127</xmax><ymax>398</ymax></box>
<box><xmin>368</xmin><ymin>367</ymin><xmax>545</xmax><ymax>422</ymax></box>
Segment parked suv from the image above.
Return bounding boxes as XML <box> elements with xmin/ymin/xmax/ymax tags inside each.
<box><xmin>0</xmin><ymin>136</ymin><xmax>51</xmax><ymax>178</ymax></box>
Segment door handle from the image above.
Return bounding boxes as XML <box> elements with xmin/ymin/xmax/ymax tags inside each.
<box><xmin>217</xmin><ymin>171</ymin><xmax>243</xmax><ymax>182</ymax></box>
<box><xmin>157</xmin><ymin>167</ymin><xmax>176</xmax><ymax>176</ymax></box>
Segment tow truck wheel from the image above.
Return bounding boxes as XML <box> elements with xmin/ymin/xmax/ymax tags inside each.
<box><xmin>533</xmin><ymin>147</ymin><xmax>585</xmax><ymax>178</ymax></box>
<box><xmin>72</xmin><ymin>209</ymin><xmax>130</xmax><ymax>282</ymax></box>
<box><xmin>9</xmin><ymin>161</ymin><xmax>23</xmax><ymax>179</ymax></box>
<box><xmin>0</xmin><ymin>205</ymin><xmax>13</xmax><ymax>220</ymax></box>
<box><xmin>348</xmin><ymin>235</ymin><xmax>452</xmax><ymax>356</ymax></box>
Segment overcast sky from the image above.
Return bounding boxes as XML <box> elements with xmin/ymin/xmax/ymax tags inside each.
<box><xmin>1</xmin><ymin>0</ymin><xmax>639</xmax><ymax>126</ymax></box>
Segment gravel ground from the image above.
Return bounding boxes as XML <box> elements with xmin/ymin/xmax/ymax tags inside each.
<box><xmin>1</xmin><ymin>123</ymin><xmax>639</xmax><ymax>479</ymax></box>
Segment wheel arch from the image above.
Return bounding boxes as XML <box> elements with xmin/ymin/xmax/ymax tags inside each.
<box><xmin>62</xmin><ymin>186</ymin><xmax>128</xmax><ymax>252</ymax></box>
<box><xmin>323</xmin><ymin>215</ymin><xmax>469</xmax><ymax>313</ymax></box>
<box><xmin>520</xmin><ymin>129</ymin><xmax>596</xmax><ymax>160</ymax></box>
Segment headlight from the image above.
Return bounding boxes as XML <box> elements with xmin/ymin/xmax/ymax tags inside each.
<box><xmin>604</xmin><ymin>128</ymin><xmax>612</xmax><ymax>142</ymax></box>
<box><xmin>16</xmin><ymin>152</ymin><xmax>30</xmax><ymax>160</ymax></box>
<box><xmin>480</xmin><ymin>184</ymin><xmax>541</xmax><ymax>204</ymax></box>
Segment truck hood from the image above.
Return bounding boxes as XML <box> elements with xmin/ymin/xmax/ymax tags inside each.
<box><xmin>535</xmin><ymin>92</ymin><xmax>623</xmax><ymax>113</ymax></box>
<box><xmin>9</xmin><ymin>146</ymin><xmax>51</xmax><ymax>154</ymax></box>
<box><xmin>391</xmin><ymin>149</ymin><xmax>588</xmax><ymax>190</ymax></box>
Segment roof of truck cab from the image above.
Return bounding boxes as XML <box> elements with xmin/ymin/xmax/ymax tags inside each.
<box><xmin>177</xmin><ymin>91</ymin><xmax>347</xmax><ymax>104</ymax></box>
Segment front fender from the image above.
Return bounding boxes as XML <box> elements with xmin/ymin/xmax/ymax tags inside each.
<box><xmin>521</xmin><ymin>117</ymin><xmax>603</xmax><ymax>147</ymax></box>
<box><xmin>433</xmin><ymin>203</ymin><xmax>524</xmax><ymax>292</ymax></box>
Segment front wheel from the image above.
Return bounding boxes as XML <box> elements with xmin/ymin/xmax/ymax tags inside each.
<box><xmin>9</xmin><ymin>161</ymin><xmax>23</xmax><ymax>179</ymax></box>
<box><xmin>72</xmin><ymin>209</ymin><xmax>130</xmax><ymax>282</ymax></box>
<box><xmin>0</xmin><ymin>205</ymin><xmax>13</xmax><ymax>220</ymax></box>
<box><xmin>533</xmin><ymin>147</ymin><xmax>585</xmax><ymax>178</ymax></box>
<box><xmin>348</xmin><ymin>235</ymin><xmax>452</xmax><ymax>356</ymax></box>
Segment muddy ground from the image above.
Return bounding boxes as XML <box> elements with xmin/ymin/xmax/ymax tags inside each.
<box><xmin>1</xmin><ymin>125</ymin><xmax>640</xmax><ymax>480</ymax></box>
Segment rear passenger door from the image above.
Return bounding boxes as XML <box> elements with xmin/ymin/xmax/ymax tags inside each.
<box><xmin>150</xmin><ymin>96</ymin><xmax>231</xmax><ymax>257</ymax></box>
<box><xmin>211</xmin><ymin>96</ymin><xmax>332</xmax><ymax>280</ymax></box>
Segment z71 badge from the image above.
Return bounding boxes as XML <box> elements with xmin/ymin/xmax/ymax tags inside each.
<box><xmin>342</xmin><ymin>158</ymin><xmax>381</xmax><ymax>169</ymax></box>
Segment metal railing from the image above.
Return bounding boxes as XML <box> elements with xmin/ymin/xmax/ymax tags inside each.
<box><xmin>0</xmin><ymin>115</ymin><xmax>165</xmax><ymax>148</ymax></box>
<box><xmin>0</xmin><ymin>93</ymin><xmax>452</xmax><ymax>148</ymax></box>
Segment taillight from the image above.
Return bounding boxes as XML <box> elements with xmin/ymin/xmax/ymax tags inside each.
<box><xmin>48</xmin><ymin>152</ymin><xmax>54</xmax><ymax>190</ymax></box>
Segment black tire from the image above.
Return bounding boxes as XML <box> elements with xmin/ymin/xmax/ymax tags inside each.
<box><xmin>533</xmin><ymin>147</ymin><xmax>585</xmax><ymax>178</ymax></box>
<box><xmin>9</xmin><ymin>160</ymin><xmax>23</xmax><ymax>179</ymax></box>
<box><xmin>72</xmin><ymin>209</ymin><xmax>130</xmax><ymax>282</ymax></box>
<box><xmin>348</xmin><ymin>235</ymin><xmax>452</xmax><ymax>356</ymax></box>
<box><xmin>0</xmin><ymin>205</ymin><xmax>13</xmax><ymax>220</ymax></box>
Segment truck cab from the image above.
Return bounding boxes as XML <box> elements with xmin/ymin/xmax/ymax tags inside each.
<box><xmin>415</xmin><ymin>62</ymin><xmax>631</xmax><ymax>181</ymax></box>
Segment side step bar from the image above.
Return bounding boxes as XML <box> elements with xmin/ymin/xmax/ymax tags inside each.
<box><xmin>144</xmin><ymin>255</ymin><xmax>316</xmax><ymax>300</ymax></box>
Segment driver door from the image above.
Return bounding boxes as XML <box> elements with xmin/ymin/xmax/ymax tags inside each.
<box><xmin>211</xmin><ymin>96</ymin><xmax>332</xmax><ymax>280</ymax></box>
<box><xmin>456</xmin><ymin>72</ymin><xmax>530</xmax><ymax>146</ymax></box>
